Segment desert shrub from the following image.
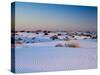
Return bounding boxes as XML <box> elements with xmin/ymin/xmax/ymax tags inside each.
<box><xmin>55</xmin><ymin>43</ymin><xmax>64</xmax><ymax>47</ymax></box>
<box><xmin>27</xmin><ymin>31</ymin><xmax>31</xmax><ymax>33</ymax></box>
<box><xmin>64</xmin><ymin>37</ymin><xmax>70</xmax><ymax>41</ymax></box>
<box><xmin>44</xmin><ymin>32</ymin><xmax>48</xmax><ymax>35</ymax></box>
<box><xmin>50</xmin><ymin>35</ymin><xmax>58</xmax><ymax>40</ymax></box>
<box><xmin>65</xmin><ymin>42</ymin><xmax>80</xmax><ymax>48</ymax></box>
<box><xmin>48</xmin><ymin>31</ymin><xmax>51</xmax><ymax>33</ymax></box>
<box><xmin>91</xmin><ymin>35</ymin><xmax>97</xmax><ymax>39</ymax></box>
<box><xmin>43</xmin><ymin>30</ymin><xmax>47</xmax><ymax>33</ymax></box>
<box><xmin>43</xmin><ymin>30</ymin><xmax>49</xmax><ymax>35</ymax></box>
<box><xmin>65</xmin><ymin>33</ymin><xmax>68</xmax><ymax>35</ymax></box>
<box><xmin>32</xmin><ymin>37</ymin><xmax>35</xmax><ymax>40</ymax></box>
<box><xmin>72</xmin><ymin>35</ymin><xmax>75</xmax><ymax>38</ymax></box>
<box><xmin>57</xmin><ymin>33</ymin><xmax>61</xmax><ymax>36</ymax></box>
<box><xmin>26</xmin><ymin>41</ymin><xmax>30</xmax><ymax>43</ymax></box>
<box><xmin>20</xmin><ymin>30</ymin><xmax>25</xmax><ymax>32</ymax></box>
<box><xmin>36</xmin><ymin>32</ymin><xmax>39</xmax><ymax>34</ymax></box>
<box><xmin>74</xmin><ymin>38</ymin><xmax>77</xmax><ymax>40</ymax></box>
<box><xmin>17</xmin><ymin>38</ymin><xmax>22</xmax><ymax>41</ymax></box>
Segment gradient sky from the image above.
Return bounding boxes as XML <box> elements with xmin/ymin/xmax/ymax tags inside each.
<box><xmin>13</xmin><ymin>2</ymin><xmax>97</xmax><ymax>32</ymax></box>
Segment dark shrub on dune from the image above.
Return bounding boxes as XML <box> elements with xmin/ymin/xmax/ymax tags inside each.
<box><xmin>17</xmin><ymin>38</ymin><xmax>22</xmax><ymax>41</ymax></box>
<box><xmin>44</xmin><ymin>32</ymin><xmax>48</xmax><ymax>35</ymax></box>
<box><xmin>43</xmin><ymin>30</ymin><xmax>49</xmax><ymax>35</ymax></box>
<box><xmin>55</xmin><ymin>43</ymin><xmax>64</xmax><ymax>47</ymax></box>
<box><xmin>72</xmin><ymin>35</ymin><xmax>75</xmax><ymax>38</ymax></box>
<box><xmin>32</xmin><ymin>37</ymin><xmax>35</xmax><ymax>40</ymax></box>
<box><xmin>74</xmin><ymin>38</ymin><xmax>77</xmax><ymax>40</ymax></box>
<box><xmin>64</xmin><ymin>37</ymin><xmax>70</xmax><ymax>41</ymax></box>
<box><xmin>58</xmin><ymin>33</ymin><xmax>61</xmax><ymax>36</ymax></box>
<box><xmin>50</xmin><ymin>35</ymin><xmax>58</xmax><ymax>40</ymax></box>
<box><xmin>48</xmin><ymin>31</ymin><xmax>51</xmax><ymax>33</ymax></box>
<box><xmin>27</xmin><ymin>31</ymin><xmax>31</xmax><ymax>33</ymax></box>
<box><xmin>43</xmin><ymin>30</ymin><xmax>47</xmax><ymax>33</ymax></box>
<box><xmin>65</xmin><ymin>42</ymin><xmax>80</xmax><ymax>48</ymax></box>
<box><xmin>91</xmin><ymin>35</ymin><xmax>97</xmax><ymax>39</ymax></box>
<box><xmin>26</xmin><ymin>41</ymin><xmax>30</xmax><ymax>43</ymax></box>
<box><xmin>36</xmin><ymin>32</ymin><xmax>39</xmax><ymax>34</ymax></box>
<box><xmin>20</xmin><ymin>30</ymin><xmax>25</xmax><ymax>32</ymax></box>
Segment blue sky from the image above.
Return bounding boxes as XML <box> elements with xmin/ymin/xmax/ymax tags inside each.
<box><xmin>12</xmin><ymin>2</ymin><xmax>97</xmax><ymax>32</ymax></box>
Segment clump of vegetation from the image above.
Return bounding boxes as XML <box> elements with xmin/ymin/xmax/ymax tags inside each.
<box><xmin>43</xmin><ymin>30</ymin><xmax>49</xmax><ymax>35</ymax></box>
<box><xmin>65</xmin><ymin>42</ymin><xmax>80</xmax><ymax>48</ymax></box>
<box><xmin>91</xmin><ymin>35</ymin><xmax>97</xmax><ymax>39</ymax></box>
<box><xmin>55</xmin><ymin>43</ymin><xmax>64</xmax><ymax>47</ymax></box>
<box><xmin>17</xmin><ymin>38</ymin><xmax>22</xmax><ymax>41</ymax></box>
<box><xmin>26</xmin><ymin>41</ymin><xmax>30</xmax><ymax>43</ymax></box>
<box><xmin>71</xmin><ymin>35</ymin><xmax>75</xmax><ymax>38</ymax></box>
<box><xmin>64</xmin><ymin>37</ymin><xmax>70</xmax><ymax>41</ymax></box>
<box><xmin>48</xmin><ymin>31</ymin><xmax>51</xmax><ymax>33</ymax></box>
<box><xmin>57</xmin><ymin>33</ymin><xmax>61</xmax><ymax>36</ymax></box>
<box><xmin>44</xmin><ymin>32</ymin><xmax>48</xmax><ymax>35</ymax></box>
<box><xmin>55</xmin><ymin>41</ymin><xmax>80</xmax><ymax>48</ymax></box>
<box><xmin>32</xmin><ymin>37</ymin><xmax>35</xmax><ymax>40</ymax></box>
<box><xmin>36</xmin><ymin>32</ymin><xmax>39</xmax><ymax>34</ymax></box>
<box><xmin>50</xmin><ymin>35</ymin><xmax>58</xmax><ymax>40</ymax></box>
<box><xmin>74</xmin><ymin>38</ymin><xmax>77</xmax><ymax>40</ymax></box>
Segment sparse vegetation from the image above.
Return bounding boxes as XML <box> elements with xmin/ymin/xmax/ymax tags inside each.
<box><xmin>50</xmin><ymin>35</ymin><xmax>58</xmax><ymax>40</ymax></box>
<box><xmin>58</xmin><ymin>33</ymin><xmax>61</xmax><ymax>36</ymax></box>
<box><xmin>55</xmin><ymin>43</ymin><xmax>64</xmax><ymax>47</ymax></box>
<box><xmin>55</xmin><ymin>41</ymin><xmax>80</xmax><ymax>48</ymax></box>
<box><xmin>64</xmin><ymin>37</ymin><xmax>70</xmax><ymax>41</ymax></box>
<box><xmin>91</xmin><ymin>35</ymin><xmax>97</xmax><ymax>39</ymax></box>
<box><xmin>36</xmin><ymin>32</ymin><xmax>39</xmax><ymax>34</ymax></box>
<box><xmin>13</xmin><ymin>30</ymin><xmax>96</xmax><ymax>48</ymax></box>
<box><xmin>65</xmin><ymin>42</ymin><xmax>80</xmax><ymax>48</ymax></box>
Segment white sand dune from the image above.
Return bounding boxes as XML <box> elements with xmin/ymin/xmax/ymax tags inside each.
<box><xmin>13</xmin><ymin>32</ymin><xmax>97</xmax><ymax>73</ymax></box>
